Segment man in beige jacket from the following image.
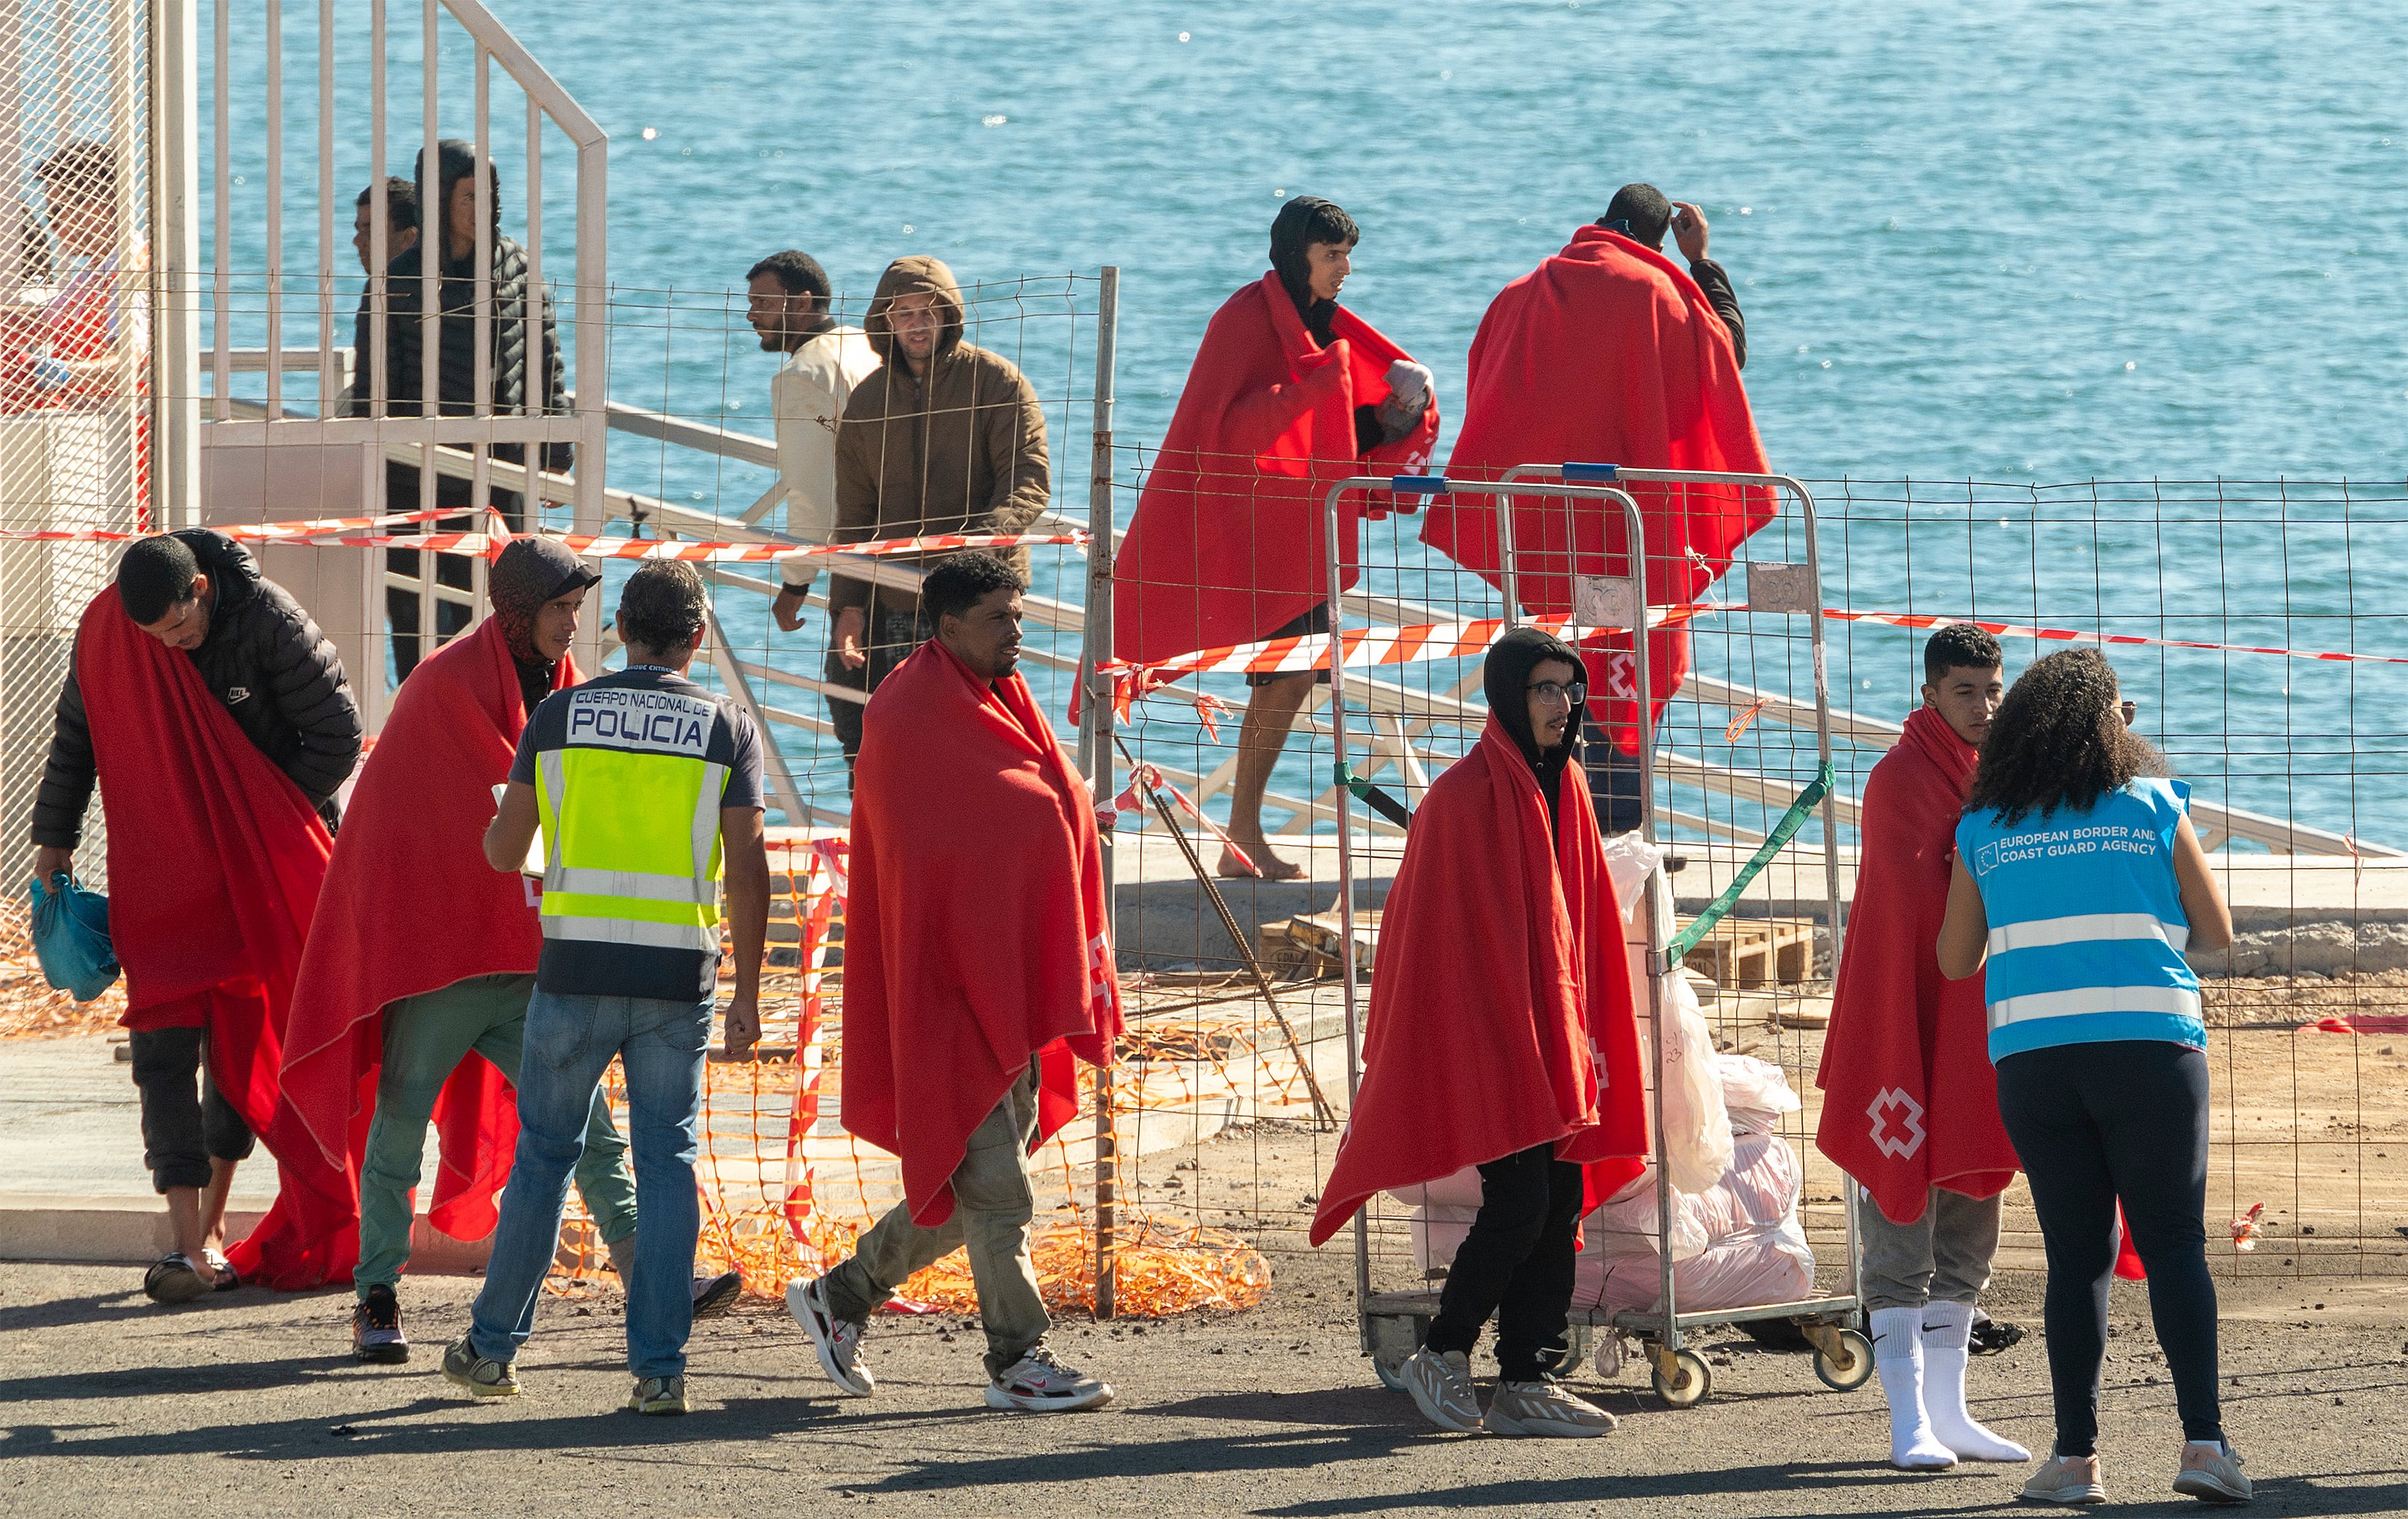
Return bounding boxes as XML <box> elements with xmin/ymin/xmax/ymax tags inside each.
<box><xmin>825</xmin><ymin>256</ymin><xmax>1050</xmax><ymax>773</ymax></box>
<box><xmin>747</xmin><ymin>250</ymin><xmax>880</xmax><ymax>748</ymax></box>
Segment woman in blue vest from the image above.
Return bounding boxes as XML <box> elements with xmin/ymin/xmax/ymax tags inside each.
<box><xmin>1936</xmin><ymin>648</ymin><xmax>2249</xmax><ymax>1507</ymax></box>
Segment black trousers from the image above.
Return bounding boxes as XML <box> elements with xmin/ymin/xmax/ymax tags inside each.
<box><xmin>1995</xmin><ymin>1040</ymin><xmax>2224</xmax><ymax>1455</ymax></box>
<box><xmin>385</xmin><ymin>467</ymin><xmax>525</xmax><ymax>684</ymax></box>
<box><xmin>826</xmin><ymin>605</ymin><xmax>932</xmax><ymax>776</ymax></box>
<box><xmin>1425</xmin><ymin>1143</ymin><xmax>1584</xmax><ymax>1381</ymax></box>
<box><xmin>129</xmin><ymin>1026</ymin><xmax>255</xmax><ymax>1194</ymax></box>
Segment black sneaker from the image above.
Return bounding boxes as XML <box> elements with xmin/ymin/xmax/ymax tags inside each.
<box><xmin>352</xmin><ymin>1284</ymin><xmax>410</xmax><ymax>1364</ymax></box>
<box><xmin>690</xmin><ymin>1269</ymin><xmax>744</xmax><ymax>1320</ymax></box>
<box><xmin>1970</xmin><ymin>1316</ymin><xmax>2026</xmax><ymax>1356</ymax></box>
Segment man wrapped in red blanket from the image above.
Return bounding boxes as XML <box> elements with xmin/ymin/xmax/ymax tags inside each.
<box><xmin>1817</xmin><ymin>626</ymin><xmax>2028</xmax><ymax>1469</ymax></box>
<box><xmin>237</xmin><ymin>539</ymin><xmax>736</xmax><ymax>1357</ymax></box>
<box><xmin>1310</xmin><ymin>628</ymin><xmax>1647</xmax><ymax>1438</ymax></box>
<box><xmin>1113</xmin><ymin>195</ymin><xmax>1437</xmax><ymax>879</ymax></box>
<box><xmin>1421</xmin><ymin>186</ymin><xmax>1770</xmax><ymax>833</ymax></box>
<box><xmin>788</xmin><ymin>553</ymin><xmax>1124</xmax><ymax>1415</ymax></box>
<box><xmin>31</xmin><ymin>531</ymin><xmax>359</xmax><ymax>1305</ymax></box>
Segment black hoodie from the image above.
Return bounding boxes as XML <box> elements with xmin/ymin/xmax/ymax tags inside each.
<box><xmin>1482</xmin><ymin>626</ymin><xmax>1588</xmax><ymax>845</ymax></box>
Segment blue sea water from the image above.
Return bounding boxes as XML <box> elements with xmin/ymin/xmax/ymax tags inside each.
<box><xmin>200</xmin><ymin>0</ymin><xmax>2408</xmax><ymax>841</ymax></box>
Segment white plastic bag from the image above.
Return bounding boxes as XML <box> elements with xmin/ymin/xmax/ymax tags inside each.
<box><xmin>1648</xmin><ymin>970</ymin><xmax>1734</xmax><ymax>1194</ymax></box>
<box><xmin>1717</xmin><ymin>1053</ymin><xmax>1804</xmax><ymax>1136</ymax></box>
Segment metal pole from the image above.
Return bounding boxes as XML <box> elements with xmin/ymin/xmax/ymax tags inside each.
<box><xmin>150</xmin><ymin>0</ymin><xmax>201</xmax><ymax>528</ymax></box>
<box><xmin>1325</xmin><ymin>478</ymin><xmax>1372</xmax><ymax>1326</ymax></box>
<box><xmin>1083</xmin><ymin>265</ymin><xmax>1118</xmax><ymax>1319</ymax></box>
<box><xmin>261</xmin><ymin>0</ymin><xmax>280</xmax><ymax>420</ymax></box>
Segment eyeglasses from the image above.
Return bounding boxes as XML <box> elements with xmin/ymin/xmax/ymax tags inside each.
<box><xmin>1525</xmin><ymin>679</ymin><xmax>1585</xmax><ymax>706</ymax></box>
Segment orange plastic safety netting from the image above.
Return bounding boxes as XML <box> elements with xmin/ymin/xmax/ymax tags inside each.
<box><xmin>551</xmin><ymin>835</ymin><xmax>1292</xmax><ymax>1317</ymax></box>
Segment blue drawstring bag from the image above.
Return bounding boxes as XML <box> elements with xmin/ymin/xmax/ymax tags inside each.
<box><xmin>26</xmin><ymin>872</ymin><xmax>119</xmax><ymax>1003</ymax></box>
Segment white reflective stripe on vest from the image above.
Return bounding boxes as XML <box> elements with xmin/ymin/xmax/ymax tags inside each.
<box><xmin>1986</xmin><ymin>912</ymin><xmax>2191</xmax><ymax>957</ymax></box>
<box><xmin>540</xmin><ymin>914</ymin><xmax>720</xmax><ymax>953</ymax></box>
<box><xmin>1986</xmin><ymin>984</ymin><xmax>2203</xmax><ymax>1030</ymax></box>
<box><xmin>690</xmin><ymin>761</ymin><xmax>729</xmax><ymax>875</ymax></box>
<box><xmin>546</xmin><ymin>867</ymin><xmax>717</xmax><ymax>906</ymax></box>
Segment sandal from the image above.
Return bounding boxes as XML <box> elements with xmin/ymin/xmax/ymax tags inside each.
<box><xmin>143</xmin><ymin>1252</ymin><xmax>210</xmax><ymax>1306</ymax></box>
<box><xmin>202</xmin><ymin>1248</ymin><xmax>242</xmax><ymax>1293</ymax></box>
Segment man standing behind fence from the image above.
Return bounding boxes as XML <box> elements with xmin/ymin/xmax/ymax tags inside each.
<box><xmin>352</xmin><ymin>140</ymin><xmax>569</xmax><ymax>682</ymax></box>
<box><xmin>1112</xmin><ymin>195</ymin><xmax>1438</xmax><ymax>878</ymax></box>
<box><xmin>822</xmin><ymin>257</ymin><xmax>1049</xmax><ymax>779</ymax></box>
<box><xmin>33</xmin><ymin>531</ymin><xmax>360</xmax><ymax>1303</ymax></box>
<box><xmin>787</xmin><ymin>553</ymin><xmax>1121</xmax><ymax>1413</ymax></box>
<box><xmin>444</xmin><ymin>560</ymin><xmax>769</xmax><ymax>1416</ymax></box>
<box><xmin>1817</xmin><ymin>626</ymin><xmax>2029</xmax><ymax>1471</ymax></box>
<box><xmin>1422</xmin><ymin>184</ymin><xmax>1769</xmax><ymax>834</ymax></box>
<box><xmin>745</xmin><ymin>250</ymin><xmax>881</xmax><ymax>748</ymax></box>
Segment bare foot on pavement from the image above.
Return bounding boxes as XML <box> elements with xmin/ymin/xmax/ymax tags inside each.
<box><xmin>1219</xmin><ymin>840</ymin><xmax>1303</xmax><ymax>880</ymax></box>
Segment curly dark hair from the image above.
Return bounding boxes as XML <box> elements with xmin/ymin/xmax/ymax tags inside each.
<box><xmin>1965</xmin><ymin>648</ymin><xmax>2163</xmax><ymax>826</ymax></box>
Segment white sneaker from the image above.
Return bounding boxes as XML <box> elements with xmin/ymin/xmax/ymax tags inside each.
<box><xmin>786</xmin><ymin>1277</ymin><xmax>874</xmax><ymax>1396</ymax></box>
<box><xmin>1484</xmin><ymin>1376</ymin><xmax>1617</xmax><ymax>1437</ymax></box>
<box><xmin>1398</xmin><ymin>1346</ymin><xmax>1483</xmax><ymax>1433</ymax></box>
<box><xmin>2172</xmin><ymin>1441</ymin><xmax>2252</xmax><ymax>1504</ymax></box>
<box><xmin>984</xmin><ymin>1345</ymin><xmax>1114</xmax><ymax>1412</ymax></box>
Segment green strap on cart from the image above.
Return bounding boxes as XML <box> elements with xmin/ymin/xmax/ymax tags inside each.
<box><xmin>1335</xmin><ymin>760</ymin><xmax>1414</xmax><ymax>829</ymax></box>
<box><xmin>1662</xmin><ymin>759</ymin><xmax>1836</xmax><ymax>964</ymax></box>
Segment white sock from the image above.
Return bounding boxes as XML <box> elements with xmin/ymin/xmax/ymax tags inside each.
<box><xmin>1871</xmin><ymin>1306</ymin><xmax>1957</xmax><ymax>1469</ymax></box>
<box><xmin>1920</xmin><ymin>1300</ymin><xmax>2031</xmax><ymax>1462</ymax></box>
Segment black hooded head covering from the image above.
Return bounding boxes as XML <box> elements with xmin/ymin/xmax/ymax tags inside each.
<box><xmin>1269</xmin><ymin>195</ymin><xmax>1359</xmax><ymax>348</ymax></box>
<box><xmin>414</xmin><ymin>138</ymin><xmax>502</xmax><ymax>272</ymax></box>
<box><xmin>489</xmin><ymin>536</ymin><xmax>600</xmax><ymax>712</ymax></box>
<box><xmin>1483</xmin><ymin>626</ymin><xmax>1587</xmax><ymax>839</ymax></box>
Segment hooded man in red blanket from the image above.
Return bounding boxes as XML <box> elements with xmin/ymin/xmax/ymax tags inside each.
<box><xmin>786</xmin><ymin>553</ymin><xmax>1124</xmax><ymax>1414</ymax></box>
<box><xmin>31</xmin><ymin>530</ymin><xmax>360</xmax><ymax>1305</ymax></box>
<box><xmin>1112</xmin><ymin>194</ymin><xmax>1438</xmax><ymax>880</ymax></box>
<box><xmin>1817</xmin><ymin>625</ymin><xmax>2029</xmax><ymax>1469</ymax></box>
<box><xmin>1308</xmin><ymin>628</ymin><xmax>1647</xmax><ymax>1437</ymax></box>
<box><xmin>1421</xmin><ymin>184</ymin><xmax>1769</xmax><ymax>835</ymax></box>
<box><xmin>237</xmin><ymin>537</ymin><xmax>741</xmax><ymax>1359</ymax></box>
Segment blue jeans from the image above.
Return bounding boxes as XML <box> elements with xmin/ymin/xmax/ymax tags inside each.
<box><xmin>467</xmin><ymin>989</ymin><xmax>711</xmax><ymax>1380</ymax></box>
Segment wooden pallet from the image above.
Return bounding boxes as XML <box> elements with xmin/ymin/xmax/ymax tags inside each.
<box><xmin>1279</xmin><ymin>909</ymin><xmax>1381</xmax><ymax>981</ymax></box>
<box><xmin>1679</xmin><ymin>915</ymin><xmax>1815</xmax><ymax>990</ymax></box>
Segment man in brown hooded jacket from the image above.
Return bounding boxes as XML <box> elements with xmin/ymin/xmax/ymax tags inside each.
<box><xmin>825</xmin><ymin>256</ymin><xmax>1051</xmax><ymax>768</ymax></box>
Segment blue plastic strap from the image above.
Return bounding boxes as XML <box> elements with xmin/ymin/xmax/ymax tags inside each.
<box><xmin>1560</xmin><ymin>462</ymin><xmax>1620</xmax><ymax>483</ymax></box>
<box><xmin>1389</xmin><ymin>475</ymin><xmax>1449</xmax><ymax>495</ymax></box>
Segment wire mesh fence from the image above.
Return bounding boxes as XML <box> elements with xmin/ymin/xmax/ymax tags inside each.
<box><xmin>0</xmin><ymin>0</ymin><xmax>150</xmax><ymax>893</ymax></box>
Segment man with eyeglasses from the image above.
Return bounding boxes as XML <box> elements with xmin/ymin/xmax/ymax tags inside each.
<box><xmin>1309</xmin><ymin>627</ymin><xmax>1647</xmax><ymax>1436</ymax></box>
<box><xmin>31</xmin><ymin>529</ymin><xmax>360</xmax><ymax>1303</ymax></box>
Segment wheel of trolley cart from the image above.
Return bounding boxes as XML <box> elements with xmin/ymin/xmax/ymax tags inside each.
<box><xmin>1812</xmin><ymin>1326</ymin><xmax>1876</xmax><ymax>1392</ymax></box>
<box><xmin>1648</xmin><ymin>1344</ymin><xmax>1713</xmax><ymax>1408</ymax></box>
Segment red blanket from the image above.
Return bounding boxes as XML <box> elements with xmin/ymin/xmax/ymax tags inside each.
<box><xmin>1112</xmin><ymin>271</ymin><xmax>1439</xmax><ymax>664</ymax></box>
<box><xmin>1421</xmin><ymin>226</ymin><xmax>1771</xmax><ymax>751</ymax></box>
<box><xmin>1309</xmin><ymin>719</ymin><xmax>1647</xmax><ymax>1247</ymax></box>
<box><xmin>1816</xmin><ymin>706</ymin><xmax>2019</xmax><ymax>1224</ymax></box>
<box><xmin>231</xmin><ymin>618</ymin><xmax>572</xmax><ymax>1287</ymax></box>
<box><xmin>842</xmin><ymin>640</ymin><xmax>1123</xmax><ymax>1226</ymax></box>
<box><xmin>74</xmin><ymin>585</ymin><xmax>331</xmax><ymax>1158</ymax></box>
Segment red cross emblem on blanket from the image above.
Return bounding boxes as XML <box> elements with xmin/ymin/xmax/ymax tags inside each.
<box><xmin>1603</xmin><ymin>651</ymin><xmax>1638</xmax><ymax>702</ymax></box>
<box><xmin>1866</xmin><ymin>1087</ymin><xmax>1927</xmax><ymax>1161</ymax></box>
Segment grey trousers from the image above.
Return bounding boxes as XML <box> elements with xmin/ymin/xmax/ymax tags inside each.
<box><xmin>824</xmin><ymin>1067</ymin><xmax>1049</xmax><ymax>1377</ymax></box>
<box><xmin>1858</xmin><ymin>1185</ymin><xmax>2003</xmax><ymax>1311</ymax></box>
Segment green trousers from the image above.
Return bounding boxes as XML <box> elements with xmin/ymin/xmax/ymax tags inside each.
<box><xmin>355</xmin><ymin>972</ymin><xmax>638</xmax><ymax>1297</ymax></box>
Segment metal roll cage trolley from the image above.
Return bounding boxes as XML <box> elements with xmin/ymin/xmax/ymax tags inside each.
<box><xmin>1325</xmin><ymin>464</ymin><xmax>1873</xmax><ymax>1409</ymax></box>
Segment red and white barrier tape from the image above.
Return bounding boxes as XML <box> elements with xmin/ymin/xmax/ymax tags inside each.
<box><xmin>0</xmin><ymin>504</ymin><xmax>483</xmax><ymax>545</ymax></box>
<box><xmin>1100</xmin><ymin>609</ymin><xmax>1702</xmax><ymax>706</ymax></box>
<box><xmin>0</xmin><ymin>509</ymin><xmax>1086</xmax><ymax>563</ymax></box>
<box><xmin>1822</xmin><ymin>609</ymin><xmax>2408</xmax><ymax>668</ymax></box>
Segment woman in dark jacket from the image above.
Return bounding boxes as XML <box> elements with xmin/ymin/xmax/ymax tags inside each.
<box><xmin>351</xmin><ymin>139</ymin><xmax>569</xmax><ymax>679</ymax></box>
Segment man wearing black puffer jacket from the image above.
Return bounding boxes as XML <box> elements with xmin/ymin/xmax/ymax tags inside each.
<box><xmin>352</xmin><ymin>138</ymin><xmax>569</xmax><ymax>681</ymax></box>
<box><xmin>33</xmin><ymin>529</ymin><xmax>360</xmax><ymax>1304</ymax></box>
